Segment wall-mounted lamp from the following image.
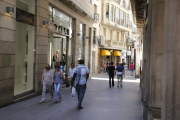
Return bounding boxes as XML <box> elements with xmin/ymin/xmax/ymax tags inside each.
<box><xmin>43</xmin><ymin>21</ymin><xmax>49</xmax><ymax>25</ymax></box>
<box><xmin>6</xmin><ymin>7</ymin><xmax>14</xmax><ymax>13</ymax></box>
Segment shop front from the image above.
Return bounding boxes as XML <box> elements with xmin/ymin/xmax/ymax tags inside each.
<box><xmin>114</xmin><ymin>50</ymin><xmax>122</xmax><ymax>66</ymax></box>
<box><xmin>14</xmin><ymin>0</ymin><xmax>36</xmax><ymax>96</ymax></box>
<box><xmin>47</xmin><ymin>6</ymin><xmax>73</xmax><ymax>72</ymax></box>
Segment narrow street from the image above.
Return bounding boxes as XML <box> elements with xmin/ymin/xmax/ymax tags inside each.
<box><xmin>0</xmin><ymin>71</ymin><xmax>142</xmax><ymax>120</ymax></box>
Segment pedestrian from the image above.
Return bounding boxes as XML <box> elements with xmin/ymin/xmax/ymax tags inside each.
<box><xmin>130</xmin><ymin>62</ymin><xmax>134</xmax><ymax>76</ymax></box>
<box><xmin>116</xmin><ymin>63</ymin><xmax>124</xmax><ymax>87</ymax></box>
<box><xmin>103</xmin><ymin>62</ymin><xmax>107</xmax><ymax>73</ymax></box>
<box><xmin>40</xmin><ymin>64</ymin><xmax>54</xmax><ymax>103</ymax></box>
<box><xmin>108</xmin><ymin>62</ymin><xmax>116</xmax><ymax>87</ymax></box>
<box><xmin>53</xmin><ymin>65</ymin><xmax>63</xmax><ymax>103</ymax></box>
<box><xmin>72</xmin><ymin>59</ymin><xmax>89</xmax><ymax>110</ymax></box>
<box><xmin>68</xmin><ymin>63</ymin><xmax>75</xmax><ymax>89</ymax></box>
<box><xmin>59</xmin><ymin>61</ymin><xmax>65</xmax><ymax>72</ymax></box>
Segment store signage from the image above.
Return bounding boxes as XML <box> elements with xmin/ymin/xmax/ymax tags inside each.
<box><xmin>127</xmin><ymin>51</ymin><xmax>131</xmax><ymax>56</ymax></box>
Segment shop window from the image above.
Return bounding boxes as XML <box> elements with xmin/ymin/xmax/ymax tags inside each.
<box><xmin>14</xmin><ymin>22</ymin><xmax>35</xmax><ymax>95</ymax></box>
<box><xmin>79</xmin><ymin>24</ymin><xmax>85</xmax><ymax>59</ymax></box>
<box><xmin>106</xmin><ymin>3</ymin><xmax>109</xmax><ymax>18</ymax></box>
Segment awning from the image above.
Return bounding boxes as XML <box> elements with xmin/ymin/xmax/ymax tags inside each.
<box><xmin>101</xmin><ymin>50</ymin><xmax>111</xmax><ymax>56</ymax></box>
<box><xmin>114</xmin><ymin>51</ymin><xmax>122</xmax><ymax>56</ymax></box>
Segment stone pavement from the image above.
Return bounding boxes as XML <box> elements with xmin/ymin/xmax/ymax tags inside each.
<box><xmin>0</xmin><ymin>71</ymin><xmax>142</xmax><ymax>120</ymax></box>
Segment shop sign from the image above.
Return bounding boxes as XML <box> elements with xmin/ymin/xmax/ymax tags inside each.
<box><xmin>127</xmin><ymin>51</ymin><xmax>131</xmax><ymax>56</ymax></box>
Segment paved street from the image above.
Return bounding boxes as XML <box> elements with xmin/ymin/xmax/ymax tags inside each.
<box><xmin>0</xmin><ymin>71</ymin><xmax>142</xmax><ymax>120</ymax></box>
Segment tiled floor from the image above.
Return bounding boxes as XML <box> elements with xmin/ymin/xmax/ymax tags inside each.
<box><xmin>0</xmin><ymin>71</ymin><xmax>142</xmax><ymax>120</ymax></box>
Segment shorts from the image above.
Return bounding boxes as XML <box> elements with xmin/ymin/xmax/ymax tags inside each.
<box><xmin>130</xmin><ymin>69</ymin><xmax>133</xmax><ymax>71</ymax></box>
<box><xmin>117</xmin><ymin>74</ymin><xmax>123</xmax><ymax>80</ymax></box>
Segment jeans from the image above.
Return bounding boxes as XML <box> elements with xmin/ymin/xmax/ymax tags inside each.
<box><xmin>42</xmin><ymin>82</ymin><xmax>53</xmax><ymax>101</ymax></box>
<box><xmin>54</xmin><ymin>83</ymin><xmax>61</xmax><ymax>101</ymax></box>
<box><xmin>103</xmin><ymin>68</ymin><xmax>106</xmax><ymax>73</ymax></box>
<box><xmin>109</xmin><ymin>75</ymin><xmax>114</xmax><ymax>87</ymax></box>
<box><xmin>77</xmin><ymin>84</ymin><xmax>86</xmax><ymax>107</ymax></box>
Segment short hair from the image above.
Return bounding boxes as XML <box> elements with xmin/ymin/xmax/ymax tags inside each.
<box><xmin>45</xmin><ymin>64</ymin><xmax>50</xmax><ymax>70</ymax></box>
<box><xmin>79</xmin><ymin>59</ymin><xmax>84</xmax><ymax>64</ymax></box>
<box><xmin>111</xmin><ymin>62</ymin><xmax>113</xmax><ymax>65</ymax></box>
<box><xmin>60</xmin><ymin>62</ymin><xmax>63</xmax><ymax>65</ymax></box>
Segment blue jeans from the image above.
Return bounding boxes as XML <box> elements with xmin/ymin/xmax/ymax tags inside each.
<box><xmin>77</xmin><ymin>84</ymin><xmax>86</xmax><ymax>107</ymax></box>
<box><xmin>103</xmin><ymin>68</ymin><xmax>106</xmax><ymax>73</ymax></box>
<box><xmin>54</xmin><ymin>83</ymin><xmax>61</xmax><ymax>101</ymax></box>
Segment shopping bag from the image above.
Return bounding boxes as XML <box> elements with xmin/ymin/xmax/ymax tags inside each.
<box><xmin>72</xmin><ymin>87</ymin><xmax>76</xmax><ymax>97</ymax></box>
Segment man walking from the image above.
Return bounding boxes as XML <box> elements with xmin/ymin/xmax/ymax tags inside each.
<box><xmin>116</xmin><ymin>63</ymin><xmax>124</xmax><ymax>87</ymax></box>
<box><xmin>72</xmin><ymin>59</ymin><xmax>89</xmax><ymax>110</ymax></box>
<box><xmin>108</xmin><ymin>62</ymin><xmax>116</xmax><ymax>87</ymax></box>
<box><xmin>130</xmin><ymin>62</ymin><xmax>134</xmax><ymax>76</ymax></box>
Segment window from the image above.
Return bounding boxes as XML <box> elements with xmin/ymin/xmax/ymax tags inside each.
<box><xmin>117</xmin><ymin>32</ymin><xmax>119</xmax><ymax>41</ymax></box>
<box><xmin>121</xmin><ymin>32</ymin><xmax>124</xmax><ymax>42</ymax></box>
<box><xmin>110</xmin><ymin>4</ymin><xmax>114</xmax><ymax>21</ymax></box>
<box><xmin>94</xmin><ymin>4</ymin><xmax>97</xmax><ymax>14</ymax></box>
<box><xmin>110</xmin><ymin>30</ymin><xmax>113</xmax><ymax>40</ymax></box>
<box><xmin>103</xmin><ymin>28</ymin><xmax>106</xmax><ymax>39</ymax></box>
<box><xmin>106</xmin><ymin>3</ymin><xmax>109</xmax><ymax>18</ymax></box>
<box><xmin>121</xmin><ymin>10</ymin><xmax>123</xmax><ymax>25</ymax></box>
<box><xmin>116</xmin><ymin>8</ymin><xmax>120</xmax><ymax>24</ymax></box>
<box><xmin>89</xmin><ymin>0</ymin><xmax>91</xmax><ymax>3</ymax></box>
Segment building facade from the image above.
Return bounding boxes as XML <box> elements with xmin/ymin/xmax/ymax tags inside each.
<box><xmin>92</xmin><ymin>0</ymin><xmax>135</xmax><ymax>73</ymax></box>
<box><xmin>0</xmin><ymin>0</ymin><xmax>95</xmax><ymax>107</ymax></box>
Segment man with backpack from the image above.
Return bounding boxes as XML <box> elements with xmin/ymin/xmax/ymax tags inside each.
<box><xmin>72</xmin><ymin>59</ymin><xmax>89</xmax><ymax>110</ymax></box>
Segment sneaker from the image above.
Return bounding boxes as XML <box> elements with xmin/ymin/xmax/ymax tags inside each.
<box><xmin>59</xmin><ymin>97</ymin><xmax>62</xmax><ymax>102</ymax></box>
<box><xmin>120</xmin><ymin>85</ymin><xmax>123</xmax><ymax>87</ymax></box>
<box><xmin>78</xmin><ymin>106</ymin><xmax>83</xmax><ymax>110</ymax></box>
<box><xmin>40</xmin><ymin>101</ymin><xmax>44</xmax><ymax>103</ymax></box>
<box><xmin>54</xmin><ymin>100</ymin><xmax>57</xmax><ymax>103</ymax></box>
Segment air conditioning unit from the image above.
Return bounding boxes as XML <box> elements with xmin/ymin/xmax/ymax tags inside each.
<box><xmin>100</xmin><ymin>36</ymin><xmax>105</xmax><ymax>46</ymax></box>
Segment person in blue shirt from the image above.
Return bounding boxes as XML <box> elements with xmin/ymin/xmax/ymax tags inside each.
<box><xmin>59</xmin><ymin>61</ymin><xmax>65</xmax><ymax>72</ymax></box>
<box><xmin>72</xmin><ymin>59</ymin><xmax>89</xmax><ymax>110</ymax></box>
<box><xmin>116</xmin><ymin>63</ymin><xmax>124</xmax><ymax>87</ymax></box>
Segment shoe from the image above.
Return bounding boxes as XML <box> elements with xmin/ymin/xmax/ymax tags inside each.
<box><xmin>109</xmin><ymin>86</ymin><xmax>111</xmax><ymax>88</ymax></box>
<box><xmin>120</xmin><ymin>85</ymin><xmax>123</xmax><ymax>87</ymax></box>
<box><xmin>59</xmin><ymin>97</ymin><xmax>62</xmax><ymax>102</ymax></box>
<box><xmin>40</xmin><ymin>101</ymin><xmax>44</xmax><ymax>103</ymax></box>
<box><xmin>117</xmin><ymin>86</ymin><xmax>119</xmax><ymax>87</ymax></box>
<box><xmin>54</xmin><ymin>100</ymin><xmax>57</xmax><ymax>103</ymax></box>
<box><xmin>78</xmin><ymin>106</ymin><xmax>83</xmax><ymax>110</ymax></box>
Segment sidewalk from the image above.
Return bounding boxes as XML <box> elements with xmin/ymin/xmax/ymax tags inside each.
<box><xmin>0</xmin><ymin>71</ymin><xmax>142</xmax><ymax>120</ymax></box>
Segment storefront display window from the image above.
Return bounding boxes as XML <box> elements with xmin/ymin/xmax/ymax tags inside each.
<box><xmin>79</xmin><ymin>24</ymin><xmax>84</xmax><ymax>59</ymax></box>
<box><xmin>14</xmin><ymin>22</ymin><xmax>35</xmax><ymax>95</ymax></box>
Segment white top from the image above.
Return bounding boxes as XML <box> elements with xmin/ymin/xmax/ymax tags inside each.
<box><xmin>68</xmin><ymin>68</ymin><xmax>75</xmax><ymax>78</ymax></box>
<box><xmin>42</xmin><ymin>69</ymin><xmax>54</xmax><ymax>83</ymax></box>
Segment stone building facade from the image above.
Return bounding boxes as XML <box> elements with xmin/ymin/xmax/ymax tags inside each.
<box><xmin>92</xmin><ymin>0</ymin><xmax>136</xmax><ymax>74</ymax></box>
<box><xmin>0</xmin><ymin>0</ymin><xmax>95</xmax><ymax>107</ymax></box>
<box><xmin>131</xmin><ymin>0</ymin><xmax>180</xmax><ymax>120</ymax></box>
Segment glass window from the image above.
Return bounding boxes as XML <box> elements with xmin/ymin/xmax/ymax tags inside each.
<box><xmin>106</xmin><ymin>3</ymin><xmax>109</xmax><ymax>18</ymax></box>
<box><xmin>16</xmin><ymin>0</ymin><xmax>35</xmax><ymax>14</ymax></box>
<box><xmin>79</xmin><ymin>24</ymin><xmax>84</xmax><ymax>59</ymax></box>
<box><xmin>110</xmin><ymin>4</ymin><xmax>114</xmax><ymax>21</ymax></box>
<box><xmin>116</xmin><ymin>8</ymin><xmax>120</xmax><ymax>24</ymax></box>
<box><xmin>110</xmin><ymin>30</ymin><xmax>113</xmax><ymax>40</ymax></box>
<box><xmin>15</xmin><ymin>22</ymin><xmax>35</xmax><ymax>95</ymax></box>
<box><xmin>117</xmin><ymin>32</ymin><xmax>119</xmax><ymax>41</ymax></box>
<box><xmin>103</xmin><ymin>28</ymin><xmax>106</xmax><ymax>39</ymax></box>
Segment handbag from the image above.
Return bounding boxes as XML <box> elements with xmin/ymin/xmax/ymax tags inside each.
<box><xmin>65</xmin><ymin>80</ymin><xmax>70</xmax><ymax>88</ymax></box>
<box><xmin>71</xmin><ymin>87</ymin><xmax>76</xmax><ymax>97</ymax></box>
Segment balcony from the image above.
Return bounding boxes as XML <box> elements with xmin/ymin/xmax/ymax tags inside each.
<box><xmin>104</xmin><ymin>40</ymin><xmax>126</xmax><ymax>50</ymax></box>
<box><xmin>132</xmin><ymin>27</ymin><xmax>137</xmax><ymax>34</ymax></box>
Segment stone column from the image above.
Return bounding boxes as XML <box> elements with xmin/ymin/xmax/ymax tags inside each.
<box><xmin>142</xmin><ymin>0</ymin><xmax>153</xmax><ymax>119</ymax></box>
<box><xmin>73</xmin><ymin>19</ymin><xmax>80</xmax><ymax>67</ymax></box>
<box><xmin>0</xmin><ymin>0</ymin><xmax>16</xmax><ymax>106</ymax></box>
<box><xmin>148</xmin><ymin>0</ymin><xmax>164</xmax><ymax>119</ymax></box>
<box><xmin>162</xmin><ymin>0</ymin><xmax>180</xmax><ymax>119</ymax></box>
<box><xmin>35</xmin><ymin>0</ymin><xmax>49</xmax><ymax>93</ymax></box>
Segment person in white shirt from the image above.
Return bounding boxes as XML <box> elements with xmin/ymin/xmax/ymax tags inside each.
<box><xmin>68</xmin><ymin>63</ymin><xmax>75</xmax><ymax>89</ymax></box>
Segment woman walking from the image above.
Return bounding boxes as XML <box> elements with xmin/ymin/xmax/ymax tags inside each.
<box><xmin>68</xmin><ymin>63</ymin><xmax>75</xmax><ymax>89</ymax></box>
<box><xmin>53</xmin><ymin>65</ymin><xmax>63</xmax><ymax>103</ymax></box>
<box><xmin>40</xmin><ymin>64</ymin><xmax>54</xmax><ymax>103</ymax></box>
